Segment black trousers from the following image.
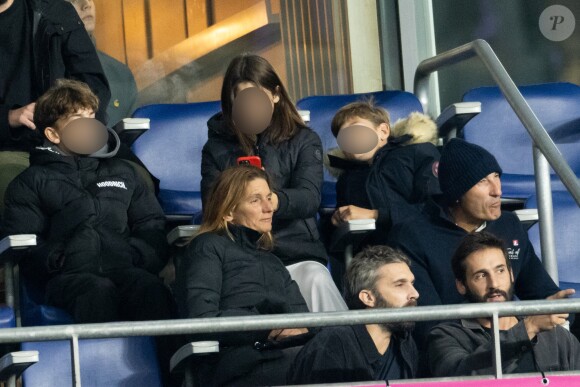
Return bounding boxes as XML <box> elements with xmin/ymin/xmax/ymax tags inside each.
<box><xmin>45</xmin><ymin>267</ymin><xmax>175</xmax><ymax>323</ymax></box>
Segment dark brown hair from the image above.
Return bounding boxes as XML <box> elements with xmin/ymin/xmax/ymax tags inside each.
<box><xmin>220</xmin><ymin>53</ymin><xmax>306</xmax><ymax>155</ymax></box>
<box><xmin>197</xmin><ymin>165</ymin><xmax>273</xmax><ymax>250</ymax></box>
<box><xmin>330</xmin><ymin>98</ymin><xmax>391</xmax><ymax>138</ymax></box>
<box><xmin>34</xmin><ymin>79</ymin><xmax>99</xmax><ymax>136</ymax></box>
<box><xmin>451</xmin><ymin>231</ymin><xmax>510</xmax><ymax>284</ymax></box>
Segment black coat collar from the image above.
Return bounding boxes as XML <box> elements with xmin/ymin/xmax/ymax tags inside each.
<box><xmin>227</xmin><ymin>224</ymin><xmax>263</xmax><ymax>250</ymax></box>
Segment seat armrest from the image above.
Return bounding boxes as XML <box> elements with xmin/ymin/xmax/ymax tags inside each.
<box><xmin>514</xmin><ymin>208</ymin><xmax>539</xmax><ymax>230</ymax></box>
<box><xmin>167</xmin><ymin>225</ymin><xmax>201</xmax><ymax>247</ymax></box>
<box><xmin>170</xmin><ymin>341</ymin><xmax>219</xmax><ymax>374</ymax></box>
<box><xmin>1</xmin><ymin>235</ymin><xmax>36</xmax><ymax>308</ymax></box>
<box><xmin>329</xmin><ymin>219</ymin><xmax>376</xmax><ymax>252</ymax></box>
<box><xmin>0</xmin><ymin>235</ymin><xmax>37</xmax><ymax>255</ymax></box>
<box><xmin>0</xmin><ymin>351</ymin><xmax>39</xmax><ymax>381</ymax></box>
<box><xmin>113</xmin><ymin>118</ymin><xmax>150</xmax><ymax>145</ymax></box>
<box><xmin>298</xmin><ymin>110</ymin><xmax>310</xmax><ymax>124</ymax></box>
<box><xmin>436</xmin><ymin>102</ymin><xmax>481</xmax><ymax>140</ymax></box>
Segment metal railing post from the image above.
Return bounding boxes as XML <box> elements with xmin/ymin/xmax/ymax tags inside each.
<box><xmin>534</xmin><ymin>145</ymin><xmax>558</xmax><ymax>282</ymax></box>
<box><xmin>4</xmin><ymin>260</ymin><xmax>14</xmax><ymax>308</ymax></box>
<box><xmin>491</xmin><ymin>312</ymin><xmax>502</xmax><ymax>379</ymax></box>
<box><xmin>413</xmin><ymin>39</ymin><xmax>580</xmax><ymax>206</ymax></box>
<box><xmin>70</xmin><ymin>334</ymin><xmax>81</xmax><ymax>387</ymax></box>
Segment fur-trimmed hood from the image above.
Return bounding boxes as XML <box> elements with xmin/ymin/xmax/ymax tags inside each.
<box><xmin>324</xmin><ymin>112</ymin><xmax>438</xmax><ymax>177</ymax></box>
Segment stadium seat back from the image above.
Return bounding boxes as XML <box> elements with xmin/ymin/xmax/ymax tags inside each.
<box><xmin>19</xmin><ymin>276</ymin><xmax>74</xmax><ymax>326</ymax></box>
<box><xmin>525</xmin><ymin>191</ymin><xmax>580</xmax><ymax>294</ymax></box>
<box><xmin>132</xmin><ymin>101</ymin><xmax>221</xmax><ymax>217</ymax></box>
<box><xmin>462</xmin><ymin>83</ymin><xmax>580</xmax><ymax>199</ymax></box>
<box><xmin>22</xmin><ymin>337</ymin><xmax>162</xmax><ymax>387</ymax></box>
<box><xmin>297</xmin><ymin>90</ymin><xmax>424</xmax><ymax>209</ymax></box>
<box><xmin>0</xmin><ymin>306</ymin><xmax>15</xmax><ymax>328</ymax></box>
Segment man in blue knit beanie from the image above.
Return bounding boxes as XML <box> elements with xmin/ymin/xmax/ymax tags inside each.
<box><xmin>387</xmin><ymin>138</ymin><xmax>572</xmax><ymax>350</ymax></box>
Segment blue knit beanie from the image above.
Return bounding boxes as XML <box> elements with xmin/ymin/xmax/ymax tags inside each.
<box><xmin>439</xmin><ymin>138</ymin><xmax>502</xmax><ymax>204</ymax></box>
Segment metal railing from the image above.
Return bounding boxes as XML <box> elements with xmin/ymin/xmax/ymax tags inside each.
<box><xmin>414</xmin><ymin>39</ymin><xmax>580</xmax><ymax>283</ymax></box>
<box><xmin>1</xmin><ymin>298</ymin><xmax>580</xmax><ymax>385</ymax></box>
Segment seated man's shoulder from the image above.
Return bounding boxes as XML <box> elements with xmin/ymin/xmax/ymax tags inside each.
<box><xmin>388</xmin><ymin>210</ymin><xmax>432</xmax><ymax>243</ymax></box>
<box><xmin>299</xmin><ymin>326</ymin><xmax>355</xmax><ymax>355</ymax></box>
<box><xmin>487</xmin><ymin>211</ymin><xmax>526</xmax><ymax>235</ymax></box>
<box><xmin>428</xmin><ymin>320</ymin><xmax>471</xmax><ymax>341</ymax></box>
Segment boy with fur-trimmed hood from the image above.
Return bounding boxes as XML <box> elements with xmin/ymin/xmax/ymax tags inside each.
<box><xmin>326</xmin><ymin>100</ymin><xmax>441</xmax><ymax>237</ymax></box>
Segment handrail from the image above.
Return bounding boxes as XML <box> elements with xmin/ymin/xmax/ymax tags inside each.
<box><xmin>414</xmin><ymin>39</ymin><xmax>580</xmax><ymax>206</ymax></box>
<box><xmin>1</xmin><ymin>298</ymin><xmax>578</xmax><ymax>343</ymax></box>
<box><xmin>414</xmin><ymin>39</ymin><xmax>580</xmax><ymax>283</ymax></box>
<box><xmin>2</xmin><ymin>298</ymin><xmax>579</xmax><ymax>384</ymax></box>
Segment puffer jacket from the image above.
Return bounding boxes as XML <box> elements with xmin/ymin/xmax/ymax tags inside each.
<box><xmin>2</xmin><ymin>133</ymin><xmax>167</xmax><ymax>283</ymax></box>
<box><xmin>201</xmin><ymin>113</ymin><xmax>327</xmax><ymax>265</ymax></box>
<box><xmin>176</xmin><ymin>224</ymin><xmax>309</xmax><ymax>384</ymax></box>
<box><xmin>325</xmin><ymin>112</ymin><xmax>441</xmax><ymax>233</ymax></box>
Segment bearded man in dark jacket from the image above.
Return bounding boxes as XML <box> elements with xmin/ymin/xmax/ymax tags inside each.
<box><xmin>2</xmin><ymin>79</ymin><xmax>173</xmax><ymax>324</ymax></box>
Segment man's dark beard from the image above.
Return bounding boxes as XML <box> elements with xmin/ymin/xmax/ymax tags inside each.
<box><xmin>464</xmin><ymin>281</ymin><xmax>515</xmax><ymax>304</ymax></box>
<box><xmin>0</xmin><ymin>0</ymin><xmax>10</xmax><ymax>6</ymax></box>
<box><xmin>374</xmin><ymin>293</ymin><xmax>417</xmax><ymax>334</ymax></box>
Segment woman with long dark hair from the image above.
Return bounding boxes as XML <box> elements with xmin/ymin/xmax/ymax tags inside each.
<box><xmin>200</xmin><ymin>53</ymin><xmax>346</xmax><ymax>312</ymax></box>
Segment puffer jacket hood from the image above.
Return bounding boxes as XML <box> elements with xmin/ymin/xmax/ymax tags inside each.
<box><xmin>324</xmin><ymin>112</ymin><xmax>438</xmax><ymax>178</ymax></box>
<box><xmin>33</xmin><ymin>127</ymin><xmax>121</xmax><ymax>161</ymax></box>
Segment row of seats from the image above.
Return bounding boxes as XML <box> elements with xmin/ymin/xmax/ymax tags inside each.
<box><xmin>4</xmin><ymin>82</ymin><xmax>579</xmax><ymax>386</ymax></box>
<box><xmin>130</xmin><ymin>82</ymin><xmax>580</xmax><ymax>219</ymax></box>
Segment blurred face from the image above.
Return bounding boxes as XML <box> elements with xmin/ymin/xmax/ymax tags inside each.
<box><xmin>339</xmin><ymin>117</ymin><xmax>389</xmax><ymax>162</ymax></box>
<box><xmin>69</xmin><ymin>0</ymin><xmax>96</xmax><ymax>35</ymax></box>
<box><xmin>457</xmin><ymin>247</ymin><xmax>514</xmax><ymax>303</ymax></box>
<box><xmin>455</xmin><ymin>172</ymin><xmax>502</xmax><ymax>228</ymax></box>
<box><xmin>44</xmin><ymin>109</ymin><xmax>99</xmax><ymax>154</ymax></box>
<box><xmin>235</xmin><ymin>82</ymin><xmax>279</xmax><ymax>110</ymax></box>
<box><xmin>225</xmin><ymin>178</ymin><xmax>274</xmax><ymax>234</ymax></box>
<box><xmin>54</xmin><ymin>108</ymin><xmax>95</xmax><ymax>131</ymax></box>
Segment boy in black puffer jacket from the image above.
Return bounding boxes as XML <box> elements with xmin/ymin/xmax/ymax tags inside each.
<box><xmin>2</xmin><ymin>79</ymin><xmax>174</xmax><ymax>324</ymax></box>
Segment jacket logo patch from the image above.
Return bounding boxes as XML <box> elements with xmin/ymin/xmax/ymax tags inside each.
<box><xmin>507</xmin><ymin>247</ymin><xmax>520</xmax><ymax>260</ymax></box>
<box><xmin>96</xmin><ymin>181</ymin><xmax>127</xmax><ymax>189</ymax></box>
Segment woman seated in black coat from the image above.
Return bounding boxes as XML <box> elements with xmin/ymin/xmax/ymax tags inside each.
<box><xmin>176</xmin><ymin>165</ymin><xmax>309</xmax><ymax>386</ymax></box>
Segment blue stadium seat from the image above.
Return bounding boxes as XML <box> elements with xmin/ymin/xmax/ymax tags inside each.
<box><xmin>461</xmin><ymin>83</ymin><xmax>580</xmax><ymax>200</ymax></box>
<box><xmin>297</xmin><ymin>90</ymin><xmax>424</xmax><ymax>210</ymax></box>
<box><xmin>21</xmin><ymin>337</ymin><xmax>162</xmax><ymax>387</ymax></box>
<box><xmin>525</xmin><ymin>191</ymin><xmax>580</xmax><ymax>295</ymax></box>
<box><xmin>132</xmin><ymin>102</ymin><xmax>221</xmax><ymax>219</ymax></box>
<box><xmin>0</xmin><ymin>306</ymin><xmax>15</xmax><ymax>328</ymax></box>
<box><xmin>19</xmin><ymin>277</ymin><xmax>74</xmax><ymax>327</ymax></box>
<box><xmin>17</xmin><ymin>267</ymin><xmax>163</xmax><ymax>385</ymax></box>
